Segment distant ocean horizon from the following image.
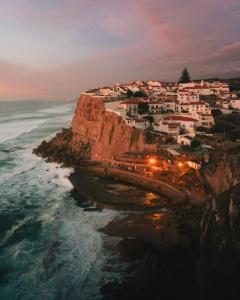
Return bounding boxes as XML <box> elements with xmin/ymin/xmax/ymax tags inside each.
<box><xmin>0</xmin><ymin>100</ymin><xmax>121</xmax><ymax>299</ymax></box>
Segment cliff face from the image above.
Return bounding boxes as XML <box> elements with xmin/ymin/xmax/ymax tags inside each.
<box><xmin>70</xmin><ymin>94</ymin><xmax>147</xmax><ymax>160</ymax></box>
<box><xmin>204</xmin><ymin>154</ymin><xmax>240</xmax><ymax>194</ymax></box>
<box><xmin>196</xmin><ymin>155</ymin><xmax>240</xmax><ymax>300</ymax></box>
<box><xmin>34</xmin><ymin>94</ymin><xmax>152</xmax><ymax>165</ymax></box>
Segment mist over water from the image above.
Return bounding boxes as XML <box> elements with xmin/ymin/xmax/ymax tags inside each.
<box><xmin>0</xmin><ymin>100</ymin><xmax>122</xmax><ymax>299</ymax></box>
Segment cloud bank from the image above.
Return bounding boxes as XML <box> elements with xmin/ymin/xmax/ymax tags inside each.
<box><xmin>0</xmin><ymin>0</ymin><xmax>239</xmax><ymax>100</ymax></box>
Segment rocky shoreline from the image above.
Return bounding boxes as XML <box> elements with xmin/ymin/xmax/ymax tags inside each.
<box><xmin>69</xmin><ymin>173</ymin><xmax>204</xmax><ymax>300</ymax></box>
<box><xmin>33</xmin><ymin>93</ymin><xmax>240</xmax><ymax>300</ymax></box>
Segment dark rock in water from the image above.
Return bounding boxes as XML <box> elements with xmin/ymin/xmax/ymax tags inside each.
<box><xmin>79</xmin><ymin>201</ymin><xmax>92</xmax><ymax>208</ymax></box>
<box><xmin>118</xmin><ymin>237</ymin><xmax>149</xmax><ymax>261</ymax></box>
<box><xmin>83</xmin><ymin>207</ymin><xmax>101</xmax><ymax>212</ymax></box>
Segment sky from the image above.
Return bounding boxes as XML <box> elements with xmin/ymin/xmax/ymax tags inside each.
<box><xmin>0</xmin><ymin>0</ymin><xmax>239</xmax><ymax>100</ymax></box>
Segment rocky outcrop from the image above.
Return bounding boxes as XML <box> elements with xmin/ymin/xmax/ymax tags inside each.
<box><xmin>71</xmin><ymin>94</ymin><xmax>148</xmax><ymax>160</ymax></box>
<box><xmin>35</xmin><ymin>94</ymin><xmax>153</xmax><ymax>164</ymax></box>
<box><xmin>203</xmin><ymin>153</ymin><xmax>240</xmax><ymax>194</ymax></box>
<box><xmin>195</xmin><ymin>154</ymin><xmax>240</xmax><ymax>300</ymax></box>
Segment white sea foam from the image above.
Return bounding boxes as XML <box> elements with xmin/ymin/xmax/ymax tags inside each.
<box><xmin>0</xmin><ymin>118</ymin><xmax>47</xmax><ymax>143</ymax></box>
<box><xmin>38</xmin><ymin>104</ymin><xmax>73</xmax><ymax>114</ymax></box>
<box><xmin>0</xmin><ymin>100</ymin><xmax>123</xmax><ymax>300</ymax></box>
<box><xmin>49</xmin><ymin>163</ymin><xmax>73</xmax><ymax>189</ymax></box>
<box><xmin>0</xmin><ymin>216</ymin><xmax>32</xmax><ymax>247</ymax></box>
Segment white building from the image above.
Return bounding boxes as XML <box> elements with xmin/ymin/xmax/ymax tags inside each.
<box><xmin>177</xmin><ymin>91</ymin><xmax>199</xmax><ymax>103</ymax></box>
<box><xmin>176</xmin><ymin>101</ymin><xmax>211</xmax><ymax>114</ymax></box>
<box><xmin>179</xmin><ymin>80</ymin><xmax>230</xmax><ymax>95</ymax></box>
<box><xmin>124</xmin><ymin>117</ymin><xmax>150</xmax><ymax>130</ymax></box>
<box><xmin>195</xmin><ymin>113</ymin><xmax>215</xmax><ymax>128</ymax></box>
<box><xmin>120</xmin><ymin>100</ymin><xmax>141</xmax><ymax>115</ymax></box>
<box><xmin>98</xmin><ymin>87</ymin><xmax>114</xmax><ymax>95</ymax></box>
<box><xmin>148</xmin><ymin>101</ymin><xmax>164</xmax><ymax>114</ymax></box>
<box><xmin>230</xmin><ymin>99</ymin><xmax>240</xmax><ymax>110</ymax></box>
<box><xmin>162</xmin><ymin>100</ymin><xmax>176</xmax><ymax>112</ymax></box>
<box><xmin>177</xmin><ymin>135</ymin><xmax>194</xmax><ymax>146</ymax></box>
<box><xmin>147</xmin><ymin>80</ymin><xmax>162</xmax><ymax>87</ymax></box>
<box><xmin>153</xmin><ymin>121</ymin><xmax>180</xmax><ymax>136</ymax></box>
<box><xmin>162</xmin><ymin>115</ymin><xmax>198</xmax><ymax>133</ymax></box>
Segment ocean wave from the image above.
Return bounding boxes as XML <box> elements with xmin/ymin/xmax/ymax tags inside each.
<box><xmin>0</xmin><ymin>118</ymin><xmax>47</xmax><ymax>144</ymax></box>
<box><xmin>0</xmin><ymin>216</ymin><xmax>32</xmax><ymax>248</ymax></box>
<box><xmin>38</xmin><ymin>104</ymin><xmax>73</xmax><ymax>114</ymax></box>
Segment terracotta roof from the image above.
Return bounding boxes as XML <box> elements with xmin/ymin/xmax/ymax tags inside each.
<box><xmin>163</xmin><ymin>116</ymin><xmax>197</xmax><ymax>122</ymax></box>
<box><xmin>120</xmin><ymin>100</ymin><xmax>141</xmax><ymax>105</ymax></box>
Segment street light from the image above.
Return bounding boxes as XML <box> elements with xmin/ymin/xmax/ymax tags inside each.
<box><xmin>148</xmin><ymin>157</ymin><xmax>157</xmax><ymax>165</ymax></box>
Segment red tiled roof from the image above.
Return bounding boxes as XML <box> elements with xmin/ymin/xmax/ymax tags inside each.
<box><xmin>120</xmin><ymin>100</ymin><xmax>141</xmax><ymax>105</ymax></box>
<box><xmin>163</xmin><ymin>116</ymin><xmax>197</xmax><ymax>122</ymax></box>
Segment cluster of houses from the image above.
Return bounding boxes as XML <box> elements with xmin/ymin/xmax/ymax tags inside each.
<box><xmin>87</xmin><ymin>79</ymin><xmax>240</xmax><ymax>146</ymax></box>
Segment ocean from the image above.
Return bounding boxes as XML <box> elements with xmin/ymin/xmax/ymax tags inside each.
<box><xmin>0</xmin><ymin>100</ymin><xmax>122</xmax><ymax>300</ymax></box>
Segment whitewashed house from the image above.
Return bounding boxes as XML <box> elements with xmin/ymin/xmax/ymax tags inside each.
<box><xmin>148</xmin><ymin>101</ymin><xmax>164</xmax><ymax>114</ymax></box>
<box><xmin>162</xmin><ymin>115</ymin><xmax>198</xmax><ymax>133</ymax></box>
<box><xmin>177</xmin><ymin>134</ymin><xmax>194</xmax><ymax>146</ymax></box>
<box><xmin>153</xmin><ymin>121</ymin><xmax>180</xmax><ymax>136</ymax></box>
<box><xmin>230</xmin><ymin>99</ymin><xmax>240</xmax><ymax>110</ymax></box>
<box><xmin>120</xmin><ymin>100</ymin><xmax>141</xmax><ymax>115</ymax></box>
<box><xmin>177</xmin><ymin>91</ymin><xmax>199</xmax><ymax>103</ymax></box>
<box><xmin>124</xmin><ymin>117</ymin><xmax>150</xmax><ymax>130</ymax></box>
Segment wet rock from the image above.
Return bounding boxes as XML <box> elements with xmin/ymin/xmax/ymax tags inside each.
<box><xmin>118</xmin><ymin>237</ymin><xmax>149</xmax><ymax>261</ymax></box>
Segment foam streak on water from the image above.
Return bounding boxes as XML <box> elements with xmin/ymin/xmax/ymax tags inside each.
<box><xmin>0</xmin><ymin>100</ymin><xmax>122</xmax><ymax>300</ymax></box>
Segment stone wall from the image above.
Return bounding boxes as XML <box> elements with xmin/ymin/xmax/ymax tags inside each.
<box><xmin>78</xmin><ymin>165</ymin><xmax>189</xmax><ymax>201</ymax></box>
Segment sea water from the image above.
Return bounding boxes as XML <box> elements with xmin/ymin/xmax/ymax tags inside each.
<box><xmin>0</xmin><ymin>100</ymin><xmax>122</xmax><ymax>300</ymax></box>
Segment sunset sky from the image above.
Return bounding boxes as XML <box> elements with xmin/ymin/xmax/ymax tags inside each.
<box><xmin>0</xmin><ymin>0</ymin><xmax>239</xmax><ymax>100</ymax></box>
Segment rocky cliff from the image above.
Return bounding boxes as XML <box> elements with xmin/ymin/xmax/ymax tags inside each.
<box><xmin>195</xmin><ymin>153</ymin><xmax>240</xmax><ymax>300</ymax></box>
<box><xmin>71</xmin><ymin>94</ymin><xmax>147</xmax><ymax>160</ymax></box>
<box><xmin>34</xmin><ymin>94</ymin><xmax>153</xmax><ymax>165</ymax></box>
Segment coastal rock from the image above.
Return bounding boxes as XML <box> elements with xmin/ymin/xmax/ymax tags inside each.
<box><xmin>71</xmin><ymin>94</ymin><xmax>147</xmax><ymax>160</ymax></box>
<box><xmin>34</xmin><ymin>94</ymin><xmax>155</xmax><ymax>164</ymax></box>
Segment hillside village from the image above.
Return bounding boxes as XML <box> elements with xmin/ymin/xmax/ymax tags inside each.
<box><xmin>81</xmin><ymin>71</ymin><xmax>240</xmax><ymax>183</ymax></box>
<box><xmin>86</xmin><ymin>71</ymin><xmax>240</xmax><ymax>145</ymax></box>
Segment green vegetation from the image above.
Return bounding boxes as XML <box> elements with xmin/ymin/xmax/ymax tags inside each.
<box><xmin>212</xmin><ymin>113</ymin><xmax>240</xmax><ymax>140</ymax></box>
<box><xmin>191</xmin><ymin>138</ymin><xmax>201</xmax><ymax>149</ymax></box>
<box><xmin>212</xmin><ymin>109</ymin><xmax>223</xmax><ymax>118</ymax></box>
<box><xmin>178</xmin><ymin>67</ymin><xmax>191</xmax><ymax>83</ymax></box>
<box><xmin>127</xmin><ymin>89</ymin><xmax>148</xmax><ymax>99</ymax></box>
<box><xmin>145</xmin><ymin>115</ymin><xmax>154</xmax><ymax>123</ymax></box>
<box><xmin>134</xmin><ymin>90</ymin><xmax>148</xmax><ymax>98</ymax></box>
<box><xmin>126</xmin><ymin>89</ymin><xmax>134</xmax><ymax>98</ymax></box>
<box><xmin>138</xmin><ymin>102</ymin><xmax>149</xmax><ymax>115</ymax></box>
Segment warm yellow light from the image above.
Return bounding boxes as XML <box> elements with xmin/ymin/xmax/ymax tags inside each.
<box><xmin>149</xmin><ymin>158</ymin><xmax>156</xmax><ymax>165</ymax></box>
<box><xmin>178</xmin><ymin>162</ymin><xmax>183</xmax><ymax>167</ymax></box>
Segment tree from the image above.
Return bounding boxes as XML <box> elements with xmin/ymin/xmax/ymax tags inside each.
<box><xmin>178</xmin><ymin>67</ymin><xmax>191</xmax><ymax>83</ymax></box>
<box><xmin>191</xmin><ymin>138</ymin><xmax>201</xmax><ymax>149</ymax></box>
<box><xmin>211</xmin><ymin>109</ymin><xmax>222</xmax><ymax>118</ymax></box>
<box><xmin>134</xmin><ymin>90</ymin><xmax>148</xmax><ymax>98</ymax></box>
<box><xmin>214</xmin><ymin>120</ymin><xmax>234</xmax><ymax>136</ymax></box>
<box><xmin>145</xmin><ymin>115</ymin><xmax>154</xmax><ymax>123</ymax></box>
<box><xmin>126</xmin><ymin>89</ymin><xmax>134</xmax><ymax>98</ymax></box>
<box><xmin>138</xmin><ymin>102</ymin><xmax>149</xmax><ymax>115</ymax></box>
